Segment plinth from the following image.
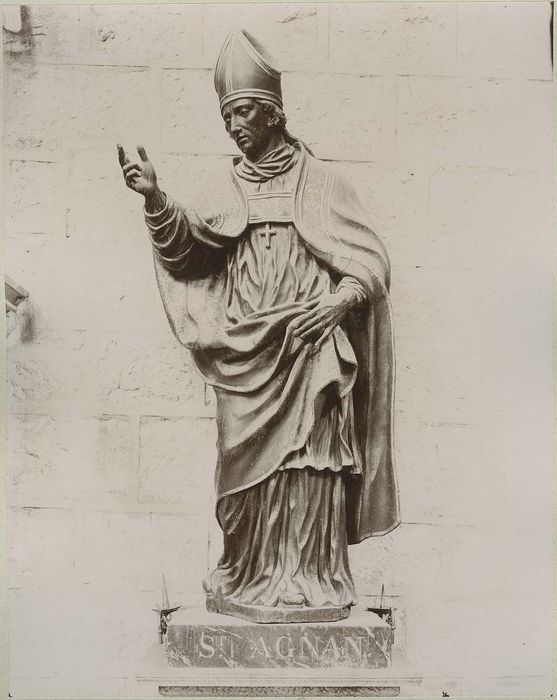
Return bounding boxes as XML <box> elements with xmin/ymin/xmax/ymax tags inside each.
<box><xmin>167</xmin><ymin>606</ymin><xmax>392</xmax><ymax>669</ymax></box>
<box><xmin>137</xmin><ymin>606</ymin><xmax>423</xmax><ymax>696</ymax></box>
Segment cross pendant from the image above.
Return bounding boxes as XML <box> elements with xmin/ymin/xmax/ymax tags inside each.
<box><xmin>260</xmin><ymin>223</ymin><xmax>277</xmax><ymax>249</ymax></box>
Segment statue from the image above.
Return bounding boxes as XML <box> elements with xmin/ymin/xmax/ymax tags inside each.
<box><xmin>117</xmin><ymin>29</ymin><xmax>399</xmax><ymax>624</ymax></box>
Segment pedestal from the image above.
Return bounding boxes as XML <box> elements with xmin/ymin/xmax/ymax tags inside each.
<box><xmin>138</xmin><ymin>644</ymin><xmax>423</xmax><ymax>697</ymax></box>
<box><xmin>167</xmin><ymin>606</ymin><xmax>392</xmax><ymax>669</ymax></box>
<box><xmin>136</xmin><ymin>605</ymin><xmax>424</xmax><ymax>696</ymax></box>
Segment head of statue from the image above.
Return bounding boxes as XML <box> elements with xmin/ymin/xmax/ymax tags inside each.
<box><xmin>222</xmin><ymin>97</ymin><xmax>287</xmax><ymax>162</ymax></box>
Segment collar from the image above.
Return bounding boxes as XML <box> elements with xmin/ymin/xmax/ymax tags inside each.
<box><xmin>235</xmin><ymin>142</ymin><xmax>299</xmax><ymax>183</ymax></box>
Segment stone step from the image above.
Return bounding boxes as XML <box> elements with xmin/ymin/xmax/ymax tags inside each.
<box><xmin>137</xmin><ymin>640</ymin><xmax>423</xmax><ymax>698</ymax></box>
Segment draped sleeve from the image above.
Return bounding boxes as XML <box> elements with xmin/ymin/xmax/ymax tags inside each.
<box><xmin>336</xmin><ymin>276</ymin><xmax>367</xmax><ymax>305</ymax></box>
<box><xmin>144</xmin><ymin>193</ymin><xmax>229</xmax><ymax>279</ymax></box>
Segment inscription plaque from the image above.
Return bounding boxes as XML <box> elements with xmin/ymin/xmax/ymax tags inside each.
<box><xmin>166</xmin><ymin>607</ymin><xmax>392</xmax><ymax>669</ymax></box>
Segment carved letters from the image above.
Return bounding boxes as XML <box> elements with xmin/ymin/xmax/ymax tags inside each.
<box><xmin>173</xmin><ymin>627</ymin><xmax>389</xmax><ymax>668</ymax></box>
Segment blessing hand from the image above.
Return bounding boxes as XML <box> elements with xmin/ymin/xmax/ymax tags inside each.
<box><xmin>117</xmin><ymin>144</ymin><xmax>167</xmax><ymax>213</ymax></box>
<box><xmin>288</xmin><ymin>289</ymin><xmax>358</xmax><ymax>352</ymax></box>
<box><xmin>117</xmin><ymin>144</ymin><xmax>158</xmax><ymax>197</ymax></box>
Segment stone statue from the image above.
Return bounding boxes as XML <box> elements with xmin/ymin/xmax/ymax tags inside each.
<box><xmin>117</xmin><ymin>29</ymin><xmax>399</xmax><ymax>624</ymax></box>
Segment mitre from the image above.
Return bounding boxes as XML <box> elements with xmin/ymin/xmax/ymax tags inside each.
<box><xmin>214</xmin><ymin>29</ymin><xmax>283</xmax><ymax>112</ymax></box>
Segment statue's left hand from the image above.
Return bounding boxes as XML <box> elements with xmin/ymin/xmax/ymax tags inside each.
<box><xmin>288</xmin><ymin>289</ymin><xmax>358</xmax><ymax>351</ymax></box>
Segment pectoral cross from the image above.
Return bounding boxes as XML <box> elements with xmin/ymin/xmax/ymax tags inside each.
<box><xmin>260</xmin><ymin>223</ymin><xmax>276</xmax><ymax>249</ymax></box>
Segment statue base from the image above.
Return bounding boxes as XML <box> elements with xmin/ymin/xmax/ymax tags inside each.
<box><xmin>165</xmin><ymin>605</ymin><xmax>392</xmax><ymax>669</ymax></box>
<box><xmin>206</xmin><ymin>592</ymin><xmax>351</xmax><ymax>624</ymax></box>
<box><xmin>137</xmin><ymin>635</ymin><xmax>424</xmax><ymax>697</ymax></box>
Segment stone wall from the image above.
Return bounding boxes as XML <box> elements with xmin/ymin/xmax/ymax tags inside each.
<box><xmin>4</xmin><ymin>3</ymin><xmax>554</xmax><ymax>696</ymax></box>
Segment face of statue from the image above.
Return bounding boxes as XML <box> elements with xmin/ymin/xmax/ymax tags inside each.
<box><xmin>222</xmin><ymin>98</ymin><xmax>273</xmax><ymax>160</ymax></box>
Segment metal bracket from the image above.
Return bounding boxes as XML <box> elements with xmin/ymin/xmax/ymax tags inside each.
<box><xmin>369</xmin><ymin>606</ymin><xmax>396</xmax><ymax>631</ymax></box>
<box><xmin>153</xmin><ymin>574</ymin><xmax>181</xmax><ymax>644</ymax></box>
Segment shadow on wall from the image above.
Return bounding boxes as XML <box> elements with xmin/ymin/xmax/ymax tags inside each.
<box><xmin>2</xmin><ymin>6</ymin><xmax>40</xmax><ymax>56</ymax></box>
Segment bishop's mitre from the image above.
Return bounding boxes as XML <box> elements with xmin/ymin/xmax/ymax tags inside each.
<box><xmin>214</xmin><ymin>29</ymin><xmax>283</xmax><ymax>112</ymax></box>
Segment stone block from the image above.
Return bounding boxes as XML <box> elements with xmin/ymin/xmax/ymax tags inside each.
<box><xmin>5</xmin><ymin>158</ymin><xmax>65</xmax><ymax>234</ymax></box>
<box><xmin>7</xmin><ymin>507</ymin><xmax>77</xmax><ymax>588</ymax></box>
<box><xmin>497</xmin><ymin>401</ymin><xmax>554</xmax><ymax>532</ymax></box>
<box><xmin>166</xmin><ymin>606</ymin><xmax>392</xmax><ymax>669</ymax></box>
<box><xmin>157</xmin><ymin>153</ymin><xmax>232</xmax><ymax>206</ymax></box>
<box><xmin>426</xmin><ymin>165</ymin><xmax>511</xmax><ymax>269</ymax></box>
<box><xmin>394</xmin><ymin>421</ymin><xmax>500</xmax><ymax>527</ymax></box>
<box><xmin>395</xmin><ymin>333</ymin><xmax>481</xmax><ymax>425</ymax></box>
<box><xmin>95</xmin><ymin>331</ymin><xmax>204</xmax><ymax>416</ymax></box>
<box><xmin>161</xmin><ymin>69</ymin><xmax>231</xmax><ymax>154</ymax></box>
<box><xmin>523</xmin><ymin>79</ymin><xmax>554</xmax><ymax>172</ymax></box>
<box><xmin>44</xmin><ymin>231</ymin><xmax>146</xmax><ymax>333</ymax></box>
<box><xmin>456</xmin><ymin>2</ymin><xmax>552</xmax><ymax>80</ymax></box>
<box><xmin>8</xmin><ymin>585</ymin><xmax>83</xmax><ymax>676</ymax></box>
<box><xmin>159</xmin><ymin>684</ymin><xmax>399</xmax><ymax>697</ymax></box>
<box><xmin>390</xmin><ymin>265</ymin><xmax>485</xmax><ymax>342</ymax></box>
<box><xmin>9</xmin><ymin>584</ymin><xmax>156</xmax><ymax>680</ymax></box>
<box><xmin>473</xmin><ymin>330</ymin><xmax>553</xmax><ymax>511</ymax></box>
<box><xmin>396</xmin><ymin>76</ymin><xmax>523</xmax><ymax>169</ymax></box>
<box><xmin>402</xmin><ymin>592</ymin><xmax>551</xmax><ymax>691</ymax></box>
<box><xmin>138</xmin><ymin>416</ymin><xmax>216</xmax><ymax>508</ymax></box>
<box><xmin>330</xmin><ymin>3</ymin><xmax>457</xmax><ymax>76</ymax></box>
<box><xmin>23</xmin><ymin>4</ymin><xmax>91</xmax><ymax>63</ymax></box>
<box><xmin>202</xmin><ymin>4</ymin><xmax>328</xmax><ymax>71</ymax></box>
<box><xmin>77</xmin><ymin>511</ymin><xmax>208</xmax><ymax>602</ymax></box>
<box><xmin>7</xmin><ymin>329</ymin><xmax>90</xmax><ymax>413</ymax></box>
<box><xmin>90</xmin><ymin>4</ymin><xmax>203</xmax><ymax>65</ymax></box>
<box><xmin>427</xmin><ymin>166</ymin><xmax>550</xmax><ymax>274</ymax></box>
<box><xmin>481</xmin><ymin>268</ymin><xmax>553</xmax><ymax>362</ymax></box>
<box><xmin>350</xmin><ymin>523</ymin><xmax>442</xmax><ymax>599</ymax></box>
<box><xmin>284</xmin><ymin>73</ymin><xmax>394</xmax><ymax>159</ymax></box>
<box><xmin>4</xmin><ymin>62</ymin><xmax>157</xmax><ymax>151</ymax></box>
<box><xmin>438</xmin><ymin>525</ymin><xmax>553</xmax><ymax>614</ymax></box>
<box><xmin>334</xmin><ymin>162</ymin><xmax>429</xmax><ymax>268</ymax></box>
<box><xmin>63</xmin><ymin>147</ymin><xmax>166</xmax><ymax>333</ymax></box>
<box><xmin>438</xmin><ymin>320</ymin><xmax>553</xmax><ymax>552</ymax></box>
<box><xmin>140</xmin><ymin>644</ymin><xmax>423</xmax><ymax>697</ymax></box>
<box><xmin>6</xmin><ymin>414</ymin><xmax>139</xmax><ymax>506</ymax></box>
<box><xmin>66</xmin><ymin>148</ymin><xmax>146</xmax><ymax>247</ymax></box>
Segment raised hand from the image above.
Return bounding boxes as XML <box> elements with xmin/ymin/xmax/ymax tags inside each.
<box><xmin>117</xmin><ymin>144</ymin><xmax>158</xmax><ymax>197</ymax></box>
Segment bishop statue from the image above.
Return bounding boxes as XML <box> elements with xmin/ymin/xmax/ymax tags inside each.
<box><xmin>117</xmin><ymin>30</ymin><xmax>399</xmax><ymax>624</ymax></box>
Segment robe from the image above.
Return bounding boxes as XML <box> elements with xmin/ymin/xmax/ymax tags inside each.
<box><xmin>144</xmin><ymin>143</ymin><xmax>400</xmax><ymax>608</ymax></box>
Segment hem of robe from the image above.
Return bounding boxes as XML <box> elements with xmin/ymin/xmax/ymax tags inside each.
<box><xmin>348</xmin><ymin>518</ymin><xmax>402</xmax><ymax>543</ymax></box>
<box><xmin>277</xmin><ymin>462</ymin><xmax>358</xmax><ymax>473</ymax></box>
<box><xmin>215</xmin><ymin>336</ymin><xmax>359</xmax><ymax>510</ymax></box>
<box><xmin>208</xmin><ymin>466</ymin><xmax>358</xmax><ymax>609</ymax></box>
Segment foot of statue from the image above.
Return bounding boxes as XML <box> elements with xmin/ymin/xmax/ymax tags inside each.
<box><xmin>205</xmin><ymin>590</ymin><xmax>351</xmax><ymax>624</ymax></box>
<box><xmin>279</xmin><ymin>593</ymin><xmax>306</xmax><ymax>607</ymax></box>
